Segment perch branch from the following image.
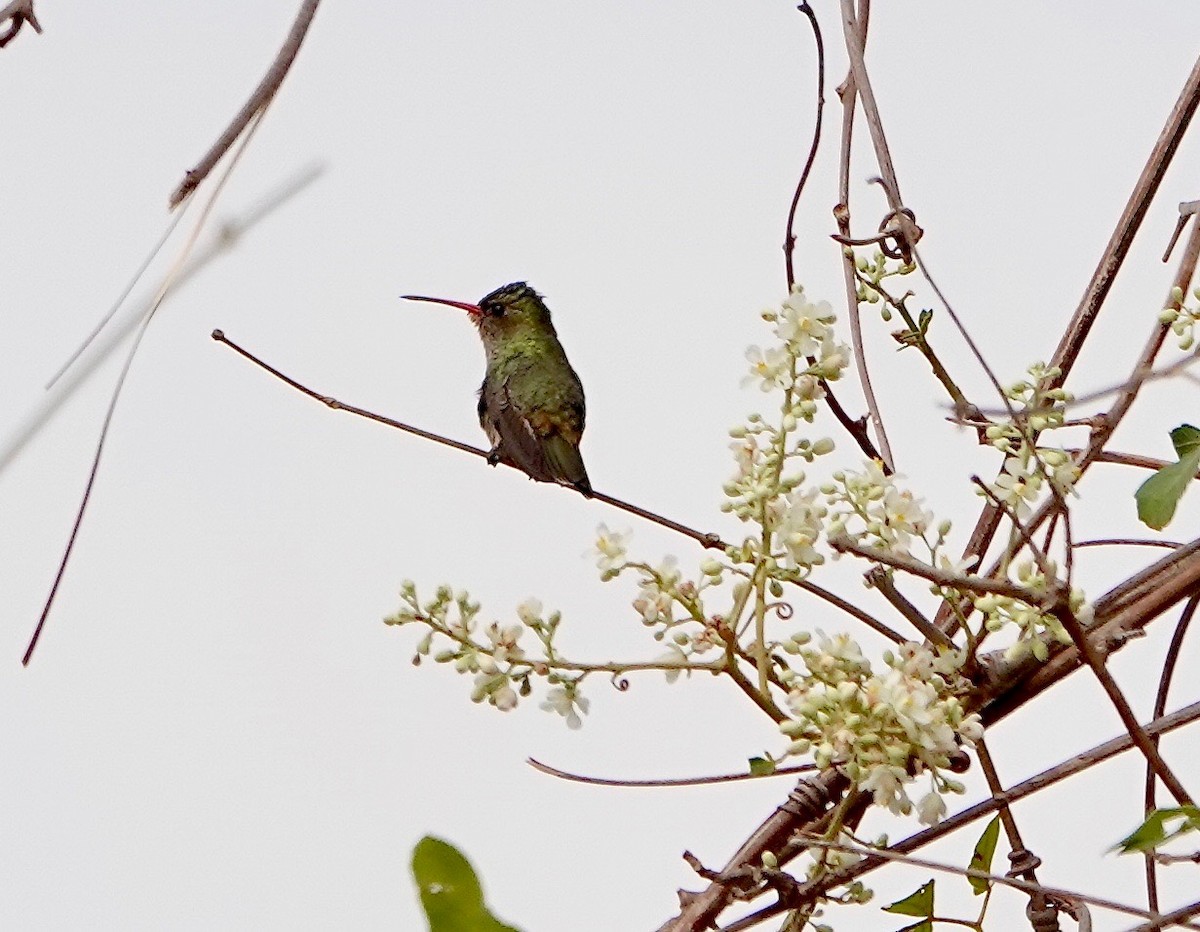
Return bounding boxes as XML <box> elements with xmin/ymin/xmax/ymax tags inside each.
<box><xmin>211</xmin><ymin>331</ymin><xmax>730</xmax><ymax>552</ymax></box>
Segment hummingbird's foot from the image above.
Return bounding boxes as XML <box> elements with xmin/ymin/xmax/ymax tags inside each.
<box><xmin>486</xmin><ymin>448</ymin><xmax>502</xmax><ymax>467</ymax></box>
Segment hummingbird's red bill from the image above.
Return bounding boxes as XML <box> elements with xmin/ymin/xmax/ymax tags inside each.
<box><xmin>401</xmin><ymin>294</ymin><xmax>482</xmax><ymax>318</ymax></box>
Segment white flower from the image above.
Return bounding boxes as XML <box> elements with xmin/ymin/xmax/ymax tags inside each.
<box><xmin>778</xmin><ymin>487</ymin><xmax>826</xmax><ymax>569</ymax></box>
<box><xmin>776</xmin><ymin>294</ymin><xmax>834</xmax><ymax>357</ymax></box>
<box><xmin>730</xmin><ymin>435</ymin><xmax>763</xmax><ymax>479</ymax></box>
<box><xmin>541</xmin><ymin>685</ymin><xmax>590</xmax><ymax>729</ymax></box>
<box><xmin>485</xmin><ymin>621</ymin><xmax>524</xmax><ymax>662</ymax></box>
<box><xmin>656</xmin><ymin>645</ymin><xmax>688</xmax><ymax>684</ymax></box>
<box><xmin>861</xmin><ymin>764</ymin><xmax>911</xmax><ymax>814</ymax></box>
<box><xmin>515</xmin><ymin>599</ymin><xmax>542</xmax><ymax>625</ymax></box>
<box><xmin>492</xmin><ymin>685</ymin><xmax>518</xmax><ymax>712</ymax></box>
<box><xmin>916</xmin><ymin>791</ymin><xmax>948</xmax><ymax>826</ymax></box>
<box><xmin>742</xmin><ymin>345</ymin><xmax>792</xmax><ymax>392</ymax></box>
<box><xmin>593</xmin><ymin>524</ymin><xmax>629</xmax><ymax>574</ymax></box>
<box><xmin>990</xmin><ymin>458</ymin><xmax>1043</xmax><ymax>518</ymax></box>
<box><xmin>811</xmin><ymin>335</ymin><xmax>851</xmax><ymax>381</ymax></box>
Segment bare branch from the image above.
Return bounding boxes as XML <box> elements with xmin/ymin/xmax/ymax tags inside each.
<box><xmin>527</xmin><ymin>757</ymin><xmax>815</xmax><ymax>789</ymax></box>
<box><xmin>0</xmin><ymin>0</ymin><xmax>41</xmax><ymax>49</ymax></box>
<box><xmin>169</xmin><ymin>0</ymin><xmax>321</xmax><ymax>208</ymax></box>
<box><xmin>827</xmin><ymin>532</ymin><xmax>1039</xmax><ymax>602</ymax></box>
<box><xmin>1048</xmin><ymin>53</ymin><xmax>1200</xmax><ymax>384</ymax></box>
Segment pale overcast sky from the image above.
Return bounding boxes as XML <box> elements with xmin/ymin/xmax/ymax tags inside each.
<box><xmin>3</xmin><ymin>3</ymin><xmax>1200</xmax><ymax>930</ymax></box>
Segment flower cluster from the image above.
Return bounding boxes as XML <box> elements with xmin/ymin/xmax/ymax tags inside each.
<box><xmin>981</xmin><ymin>362</ymin><xmax>1081</xmax><ymax>506</ymax></box>
<box><xmin>1160</xmin><ymin>285</ymin><xmax>1200</xmax><ymax>351</ymax></box>
<box><xmin>778</xmin><ymin>634</ymin><xmax>982</xmax><ymax>825</ymax></box>
<box><xmin>592</xmin><ymin>524</ymin><xmax>730</xmax><ymax>676</ymax></box>
<box><xmin>744</xmin><ymin>287</ymin><xmax>850</xmax><ymax>393</ymax></box>
<box><xmin>974</xmin><ymin>559</ymin><xmax>1093</xmax><ymax>663</ymax></box>
<box><xmin>824</xmin><ymin>460</ymin><xmax>942</xmax><ymax>557</ymax></box>
<box><xmin>385</xmin><ymin>581</ymin><xmax>593</xmax><ymax>728</ymax></box>
<box><xmin>852</xmin><ymin>248</ymin><xmax>917</xmax><ymax>323</ymax></box>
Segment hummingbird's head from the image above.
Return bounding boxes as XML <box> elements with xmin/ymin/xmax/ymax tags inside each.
<box><xmin>402</xmin><ymin>281</ymin><xmax>556</xmax><ymax>344</ymax></box>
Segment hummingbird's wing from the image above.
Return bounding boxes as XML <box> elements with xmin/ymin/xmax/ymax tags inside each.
<box><xmin>479</xmin><ymin>367</ymin><xmax>591</xmax><ymax>495</ymax></box>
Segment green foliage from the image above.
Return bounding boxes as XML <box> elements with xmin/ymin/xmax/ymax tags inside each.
<box><xmin>1116</xmin><ymin>806</ymin><xmax>1200</xmax><ymax>854</ymax></box>
<box><xmin>883</xmin><ymin>878</ymin><xmax>934</xmax><ymax>931</ymax></box>
<box><xmin>1135</xmin><ymin>424</ymin><xmax>1200</xmax><ymax>530</ymax></box>
<box><xmin>748</xmin><ymin>755</ymin><xmax>777</xmax><ymax>776</ymax></box>
<box><xmin>411</xmin><ymin>836</ymin><xmax>522</xmax><ymax>932</ymax></box>
<box><xmin>967</xmin><ymin>816</ymin><xmax>1001</xmax><ymax>895</ymax></box>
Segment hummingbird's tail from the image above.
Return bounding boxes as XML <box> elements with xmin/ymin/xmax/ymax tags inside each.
<box><xmin>542</xmin><ymin>434</ymin><xmax>592</xmax><ymax>498</ymax></box>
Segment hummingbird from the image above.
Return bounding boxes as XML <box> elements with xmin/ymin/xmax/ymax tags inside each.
<box><xmin>402</xmin><ymin>282</ymin><xmax>592</xmax><ymax>496</ymax></box>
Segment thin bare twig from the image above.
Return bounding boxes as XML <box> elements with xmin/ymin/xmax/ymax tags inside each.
<box><xmin>0</xmin><ymin>167</ymin><xmax>323</xmax><ymax>478</ymax></box>
<box><xmin>783</xmin><ymin>3</ymin><xmax>825</xmax><ymax>291</ymax></box>
<box><xmin>795</xmin><ymin>577</ymin><xmax>908</xmax><ymax>645</ymax></box>
<box><xmin>169</xmin><ymin>0</ymin><xmax>321</xmax><ymax>208</ymax></box>
<box><xmin>527</xmin><ymin>757</ymin><xmax>815</xmax><ymax>789</ymax></box>
<box><xmin>211</xmin><ymin>331</ymin><xmax>730</xmax><ymax>553</ymax></box>
<box><xmin>23</xmin><ymin>111</ymin><xmax>275</xmax><ymax>666</ymax></box>
<box><xmin>779</xmin><ymin>2</ymin><xmax>885</xmax><ymax>465</ymax></box>
<box><xmin>0</xmin><ymin>0</ymin><xmax>41</xmax><ymax>48</ymax></box>
<box><xmin>973</xmin><ymin>738</ymin><xmax>1045</xmax><ymax>904</ymax></box>
<box><xmin>1144</xmin><ymin>594</ymin><xmax>1199</xmax><ymax>911</ymax></box>
<box><xmin>1076</xmin><ymin>538</ymin><xmax>1183</xmax><ymax>551</ymax></box>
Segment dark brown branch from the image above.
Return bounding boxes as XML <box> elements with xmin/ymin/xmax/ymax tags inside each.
<box><xmin>796</xmin><ymin>577</ymin><xmax>907</xmax><ymax>644</ymax></box>
<box><xmin>169</xmin><ymin>0</ymin><xmax>321</xmax><ymax>208</ymax></box>
<box><xmin>746</xmin><ymin>699</ymin><xmax>1200</xmax><ymax>930</ymax></box>
<box><xmin>656</xmin><ymin>770</ymin><xmax>849</xmax><ymax>931</ymax></box>
<box><xmin>827</xmin><ymin>532</ymin><xmax>1037</xmax><ymax>602</ymax></box>
<box><xmin>1048</xmin><ymin>51</ymin><xmax>1200</xmax><ymax>384</ymax></box>
<box><xmin>981</xmin><ymin>538</ymin><xmax>1200</xmax><ymax>726</ymax></box>
<box><xmin>211</xmin><ymin>331</ymin><xmax>729</xmax><ymax>552</ymax></box>
<box><xmin>0</xmin><ymin>0</ymin><xmax>41</xmax><ymax>48</ymax></box>
<box><xmin>667</xmin><ymin>542</ymin><xmax>1200</xmax><ymax>929</ymax></box>
<box><xmin>863</xmin><ymin>566</ymin><xmax>953</xmax><ymax>647</ymax></box>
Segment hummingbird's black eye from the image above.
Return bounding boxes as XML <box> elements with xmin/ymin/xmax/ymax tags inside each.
<box><xmin>486</xmin><ymin>303</ymin><xmax>505</xmax><ymax>318</ymax></box>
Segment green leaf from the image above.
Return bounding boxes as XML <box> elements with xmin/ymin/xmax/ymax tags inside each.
<box><xmin>1135</xmin><ymin>424</ymin><xmax>1200</xmax><ymax>530</ymax></box>
<box><xmin>967</xmin><ymin>817</ymin><xmax>1001</xmax><ymax>895</ymax></box>
<box><xmin>411</xmin><ymin>836</ymin><xmax>522</xmax><ymax>932</ymax></box>
<box><xmin>883</xmin><ymin>878</ymin><xmax>934</xmax><ymax>920</ymax></box>
<box><xmin>1116</xmin><ymin>806</ymin><xmax>1200</xmax><ymax>854</ymax></box>
<box><xmin>748</xmin><ymin>756</ymin><xmax>776</xmax><ymax>777</ymax></box>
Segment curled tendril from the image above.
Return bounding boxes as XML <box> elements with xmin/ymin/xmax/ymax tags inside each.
<box><xmin>610</xmin><ymin>672</ymin><xmax>631</xmax><ymax>692</ymax></box>
<box><xmin>765</xmin><ymin>600</ymin><xmax>795</xmax><ymax>620</ymax></box>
